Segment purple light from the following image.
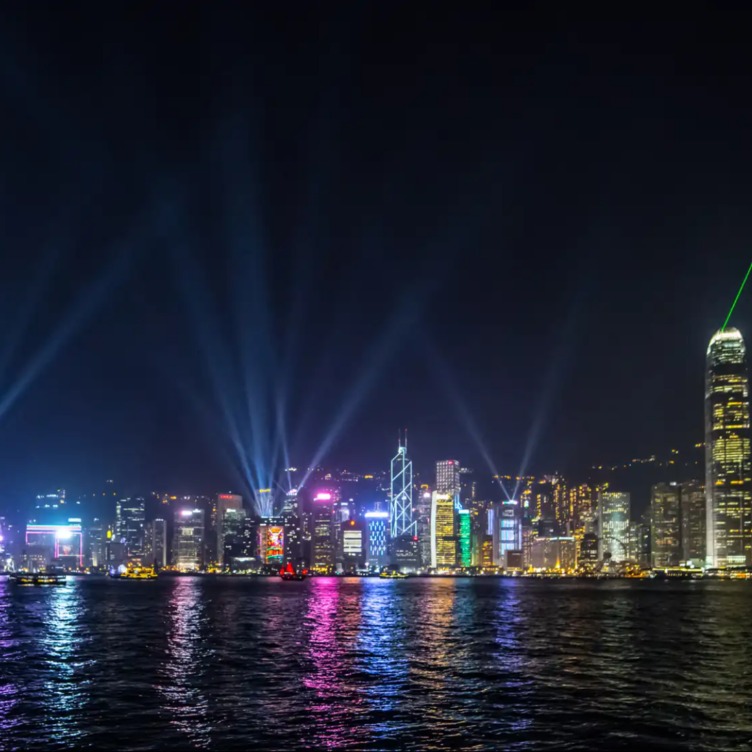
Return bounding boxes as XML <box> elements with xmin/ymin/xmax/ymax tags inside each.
<box><xmin>314</xmin><ymin>492</ymin><xmax>332</xmax><ymax>501</ymax></box>
<box><xmin>180</xmin><ymin>509</ymin><xmax>194</xmax><ymax>517</ymax></box>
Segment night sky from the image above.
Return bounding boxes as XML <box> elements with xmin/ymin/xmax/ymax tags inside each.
<box><xmin>1</xmin><ymin>3</ymin><xmax>751</xmax><ymax>505</ymax></box>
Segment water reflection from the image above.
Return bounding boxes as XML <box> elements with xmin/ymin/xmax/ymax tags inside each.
<box><xmin>303</xmin><ymin>578</ymin><xmax>366</xmax><ymax>748</ymax></box>
<box><xmin>157</xmin><ymin>578</ymin><xmax>211</xmax><ymax>748</ymax></box>
<box><xmin>38</xmin><ymin>582</ymin><xmax>91</xmax><ymax>745</ymax></box>
<box><xmin>357</xmin><ymin>580</ymin><xmax>410</xmax><ymax>721</ymax></box>
<box><xmin>0</xmin><ymin>580</ymin><xmax>20</xmax><ymax>741</ymax></box>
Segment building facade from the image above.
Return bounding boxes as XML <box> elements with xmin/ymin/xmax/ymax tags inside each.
<box><xmin>173</xmin><ymin>508</ymin><xmax>204</xmax><ymax>571</ymax></box>
<box><xmin>705</xmin><ymin>328</ymin><xmax>752</xmax><ymax>567</ymax></box>
<box><xmin>680</xmin><ymin>481</ymin><xmax>705</xmax><ymax>565</ymax></box>
<box><xmin>115</xmin><ymin>497</ymin><xmax>146</xmax><ymax>560</ymax></box>
<box><xmin>436</xmin><ymin>460</ymin><xmax>461</xmax><ymax>509</ymax></box>
<box><xmin>598</xmin><ymin>492</ymin><xmax>630</xmax><ymax>562</ymax></box>
<box><xmin>390</xmin><ymin>436</ymin><xmax>415</xmax><ymax>538</ymax></box>
<box><xmin>651</xmin><ymin>483</ymin><xmax>681</xmax><ymax>568</ymax></box>
<box><xmin>431</xmin><ymin>492</ymin><xmax>456</xmax><ymax>568</ymax></box>
<box><xmin>216</xmin><ymin>494</ymin><xmax>244</xmax><ymax>567</ymax></box>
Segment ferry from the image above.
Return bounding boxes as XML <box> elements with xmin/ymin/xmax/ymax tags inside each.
<box><xmin>379</xmin><ymin>568</ymin><xmax>408</xmax><ymax>579</ymax></box>
<box><xmin>279</xmin><ymin>561</ymin><xmax>307</xmax><ymax>581</ymax></box>
<box><xmin>10</xmin><ymin>566</ymin><xmax>67</xmax><ymax>586</ymax></box>
<box><xmin>108</xmin><ymin>563</ymin><xmax>158</xmax><ymax>580</ymax></box>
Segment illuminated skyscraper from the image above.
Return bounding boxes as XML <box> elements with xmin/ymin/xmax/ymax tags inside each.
<box><xmin>216</xmin><ymin>494</ymin><xmax>244</xmax><ymax>566</ymax></box>
<box><xmin>680</xmin><ymin>481</ymin><xmax>705</xmax><ymax>565</ymax></box>
<box><xmin>365</xmin><ymin>510</ymin><xmax>389</xmax><ymax>570</ymax></box>
<box><xmin>597</xmin><ymin>492</ymin><xmax>630</xmax><ymax>562</ymax></box>
<box><xmin>436</xmin><ymin>460</ymin><xmax>461</xmax><ymax>509</ymax></box>
<box><xmin>173</xmin><ymin>508</ymin><xmax>204</xmax><ymax>571</ymax></box>
<box><xmin>115</xmin><ymin>497</ymin><xmax>146</xmax><ymax>560</ymax></box>
<box><xmin>415</xmin><ymin>487</ymin><xmax>433</xmax><ymax>566</ymax></box>
<box><xmin>312</xmin><ymin>491</ymin><xmax>335</xmax><ymax>573</ymax></box>
<box><xmin>340</xmin><ymin>519</ymin><xmax>365</xmax><ymax>572</ymax></box>
<box><xmin>457</xmin><ymin>509</ymin><xmax>471</xmax><ymax>567</ymax></box>
<box><xmin>705</xmin><ymin>328</ymin><xmax>752</xmax><ymax>568</ymax></box>
<box><xmin>390</xmin><ymin>435</ymin><xmax>415</xmax><ymax>538</ymax></box>
<box><xmin>492</xmin><ymin>500</ymin><xmax>521</xmax><ymax>567</ymax></box>
<box><xmin>651</xmin><ymin>483</ymin><xmax>681</xmax><ymax>567</ymax></box>
<box><xmin>430</xmin><ymin>492</ymin><xmax>456</xmax><ymax>568</ymax></box>
<box><xmin>144</xmin><ymin>518</ymin><xmax>168</xmax><ymax>568</ymax></box>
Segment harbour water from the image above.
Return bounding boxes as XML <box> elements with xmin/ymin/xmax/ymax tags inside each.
<box><xmin>1</xmin><ymin>576</ymin><xmax>752</xmax><ymax>750</ymax></box>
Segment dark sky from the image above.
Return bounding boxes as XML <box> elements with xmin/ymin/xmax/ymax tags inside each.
<box><xmin>0</xmin><ymin>3</ymin><xmax>751</xmax><ymax>505</ymax></box>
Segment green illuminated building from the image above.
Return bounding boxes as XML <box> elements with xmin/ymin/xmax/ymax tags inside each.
<box><xmin>458</xmin><ymin>509</ymin><xmax>471</xmax><ymax>567</ymax></box>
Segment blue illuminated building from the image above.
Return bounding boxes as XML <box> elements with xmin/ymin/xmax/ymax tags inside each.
<box><xmin>365</xmin><ymin>510</ymin><xmax>389</xmax><ymax>570</ymax></box>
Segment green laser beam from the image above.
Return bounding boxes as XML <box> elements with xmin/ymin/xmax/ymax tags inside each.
<box><xmin>722</xmin><ymin>260</ymin><xmax>752</xmax><ymax>331</ymax></box>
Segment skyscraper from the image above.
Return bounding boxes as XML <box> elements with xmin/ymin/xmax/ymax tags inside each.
<box><xmin>457</xmin><ymin>509</ymin><xmax>471</xmax><ymax>567</ymax></box>
<box><xmin>390</xmin><ymin>435</ymin><xmax>415</xmax><ymax>538</ymax></box>
<box><xmin>365</xmin><ymin>510</ymin><xmax>389</xmax><ymax>571</ymax></box>
<box><xmin>436</xmin><ymin>460</ymin><xmax>461</xmax><ymax>509</ymax></box>
<box><xmin>705</xmin><ymin>328</ymin><xmax>752</xmax><ymax>568</ymax></box>
<box><xmin>492</xmin><ymin>500</ymin><xmax>521</xmax><ymax>567</ymax></box>
<box><xmin>651</xmin><ymin>483</ymin><xmax>681</xmax><ymax>568</ymax></box>
<box><xmin>173</xmin><ymin>508</ymin><xmax>205</xmax><ymax>571</ymax></box>
<box><xmin>311</xmin><ymin>490</ymin><xmax>335</xmax><ymax>573</ymax></box>
<box><xmin>680</xmin><ymin>481</ymin><xmax>705</xmax><ymax>565</ymax></box>
<box><xmin>415</xmin><ymin>487</ymin><xmax>433</xmax><ymax>567</ymax></box>
<box><xmin>144</xmin><ymin>518</ymin><xmax>167</xmax><ymax>568</ymax></box>
<box><xmin>216</xmin><ymin>494</ymin><xmax>244</xmax><ymax>567</ymax></box>
<box><xmin>430</xmin><ymin>492</ymin><xmax>456</xmax><ymax>569</ymax></box>
<box><xmin>115</xmin><ymin>497</ymin><xmax>146</xmax><ymax>560</ymax></box>
<box><xmin>597</xmin><ymin>492</ymin><xmax>630</xmax><ymax>562</ymax></box>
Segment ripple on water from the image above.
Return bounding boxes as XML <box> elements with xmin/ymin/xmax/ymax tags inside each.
<box><xmin>1</xmin><ymin>577</ymin><xmax>752</xmax><ymax>750</ymax></box>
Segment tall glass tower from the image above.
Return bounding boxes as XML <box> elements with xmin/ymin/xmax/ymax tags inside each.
<box><xmin>705</xmin><ymin>328</ymin><xmax>752</xmax><ymax>568</ymax></box>
<box><xmin>390</xmin><ymin>434</ymin><xmax>415</xmax><ymax>539</ymax></box>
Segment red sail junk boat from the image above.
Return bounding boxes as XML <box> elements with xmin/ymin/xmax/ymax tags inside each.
<box><xmin>279</xmin><ymin>561</ymin><xmax>308</xmax><ymax>581</ymax></box>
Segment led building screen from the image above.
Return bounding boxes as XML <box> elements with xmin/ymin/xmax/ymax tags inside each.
<box><xmin>266</xmin><ymin>526</ymin><xmax>284</xmax><ymax>560</ymax></box>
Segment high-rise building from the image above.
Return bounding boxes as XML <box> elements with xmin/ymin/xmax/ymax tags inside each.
<box><xmin>258</xmin><ymin>518</ymin><xmax>285</xmax><ymax>565</ymax></box>
<box><xmin>431</xmin><ymin>492</ymin><xmax>456</xmax><ymax>569</ymax></box>
<box><xmin>311</xmin><ymin>491</ymin><xmax>335</xmax><ymax>573</ymax></box>
<box><xmin>529</xmin><ymin>536</ymin><xmax>576</xmax><ymax>571</ymax></box>
<box><xmin>24</xmin><ymin>522</ymin><xmax>84</xmax><ymax>571</ymax></box>
<box><xmin>115</xmin><ymin>497</ymin><xmax>146</xmax><ymax>560</ymax></box>
<box><xmin>597</xmin><ymin>492</ymin><xmax>630</xmax><ymax>562</ymax></box>
<box><xmin>86</xmin><ymin>518</ymin><xmax>106</xmax><ymax>569</ymax></box>
<box><xmin>173</xmin><ymin>508</ymin><xmax>204</xmax><ymax>571</ymax></box>
<box><xmin>651</xmin><ymin>483</ymin><xmax>681</xmax><ymax>568</ymax></box>
<box><xmin>390</xmin><ymin>435</ymin><xmax>415</xmax><ymax>538</ymax></box>
<box><xmin>705</xmin><ymin>328</ymin><xmax>752</xmax><ymax>568</ymax></box>
<box><xmin>216</xmin><ymin>494</ymin><xmax>244</xmax><ymax>567</ymax></box>
<box><xmin>340</xmin><ymin>519</ymin><xmax>365</xmax><ymax>572</ymax></box>
<box><xmin>144</xmin><ymin>518</ymin><xmax>168</xmax><ymax>568</ymax></box>
<box><xmin>365</xmin><ymin>510</ymin><xmax>389</xmax><ymax>571</ymax></box>
<box><xmin>680</xmin><ymin>481</ymin><xmax>705</xmax><ymax>565</ymax></box>
<box><xmin>457</xmin><ymin>509</ymin><xmax>471</xmax><ymax>567</ymax></box>
<box><xmin>579</xmin><ymin>532</ymin><xmax>599</xmax><ymax>570</ymax></box>
<box><xmin>628</xmin><ymin>519</ymin><xmax>651</xmax><ymax>568</ymax></box>
<box><xmin>436</xmin><ymin>460</ymin><xmax>461</xmax><ymax>509</ymax></box>
<box><xmin>459</xmin><ymin>467</ymin><xmax>476</xmax><ymax>507</ymax></box>
<box><xmin>415</xmin><ymin>487</ymin><xmax>432</xmax><ymax>567</ymax></box>
<box><xmin>492</xmin><ymin>500</ymin><xmax>521</xmax><ymax>567</ymax></box>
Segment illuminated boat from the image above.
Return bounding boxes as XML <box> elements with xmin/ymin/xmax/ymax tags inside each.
<box><xmin>379</xmin><ymin>568</ymin><xmax>408</xmax><ymax>579</ymax></box>
<box><xmin>108</xmin><ymin>563</ymin><xmax>158</xmax><ymax>580</ymax></box>
<box><xmin>10</xmin><ymin>566</ymin><xmax>67</xmax><ymax>586</ymax></box>
<box><xmin>279</xmin><ymin>561</ymin><xmax>307</xmax><ymax>581</ymax></box>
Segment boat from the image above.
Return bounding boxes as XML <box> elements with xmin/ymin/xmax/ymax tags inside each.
<box><xmin>279</xmin><ymin>561</ymin><xmax>307</xmax><ymax>581</ymax></box>
<box><xmin>108</xmin><ymin>563</ymin><xmax>158</xmax><ymax>580</ymax></box>
<box><xmin>379</xmin><ymin>568</ymin><xmax>408</xmax><ymax>579</ymax></box>
<box><xmin>10</xmin><ymin>566</ymin><xmax>67</xmax><ymax>586</ymax></box>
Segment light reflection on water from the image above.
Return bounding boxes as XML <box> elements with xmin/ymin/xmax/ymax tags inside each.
<box><xmin>1</xmin><ymin>577</ymin><xmax>752</xmax><ymax>750</ymax></box>
<box><xmin>157</xmin><ymin>577</ymin><xmax>211</xmax><ymax>748</ymax></box>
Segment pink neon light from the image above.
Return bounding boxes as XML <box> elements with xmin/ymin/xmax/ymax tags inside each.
<box><xmin>314</xmin><ymin>492</ymin><xmax>332</xmax><ymax>501</ymax></box>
